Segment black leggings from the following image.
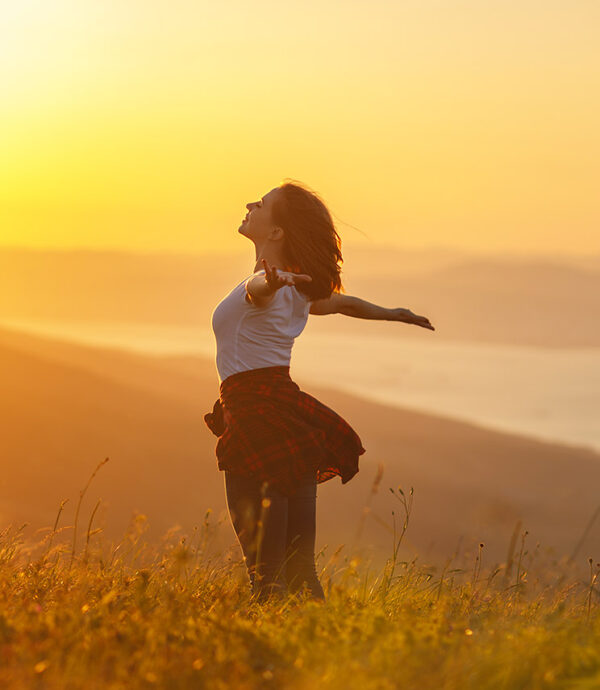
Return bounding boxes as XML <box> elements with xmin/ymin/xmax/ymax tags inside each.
<box><xmin>224</xmin><ymin>470</ymin><xmax>325</xmax><ymax>601</ymax></box>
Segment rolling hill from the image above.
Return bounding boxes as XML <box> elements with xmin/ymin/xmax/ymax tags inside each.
<box><xmin>1</xmin><ymin>324</ymin><xmax>599</xmax><ymax>575</ymax></box>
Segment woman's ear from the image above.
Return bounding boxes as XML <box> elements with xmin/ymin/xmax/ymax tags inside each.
<box><xmin>270</xmin><ymin>226</ymin><xmax>285</xmax><ymax>241</ymax></box>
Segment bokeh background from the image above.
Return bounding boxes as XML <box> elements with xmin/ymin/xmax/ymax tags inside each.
<box><xmin>1</xmin><ymin>0</ymin><xmax>599</xmax><ymax>572</ymax></box>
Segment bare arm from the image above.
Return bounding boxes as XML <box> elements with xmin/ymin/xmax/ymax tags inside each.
<box><xmin>245</xmin><ymin>259</ymin><xmax>313</xmax><ymax>308</ymax></box>
<box><xmin>310</xmin><ymin>293</ymin><xmax>435</xmax><ymax>330</ymax></box>
<box><xmin>244</xmin><ymin>272</ymin><xmax>277</xmax><ymax>308</ymax></box>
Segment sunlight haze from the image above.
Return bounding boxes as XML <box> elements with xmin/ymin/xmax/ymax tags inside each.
<box><xmin>1</xmin><ymin>0</ymin><xmax>598</xmax><ymax>255</ymax></box>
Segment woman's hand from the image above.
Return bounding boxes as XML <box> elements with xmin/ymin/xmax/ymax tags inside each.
<box><xmin>244</xmin><ymin>258</ymin><xmax>313</xmax><ymax>307</ymax></box>
<box><xmin>261</xmin><ymin>258</ymin><xmax>312</xmax><ymax>291</ymax></box>
<box><xmin>390</xmin><ymin>307</ymin><xmax>435</xmax><ymax>330</ymax></box>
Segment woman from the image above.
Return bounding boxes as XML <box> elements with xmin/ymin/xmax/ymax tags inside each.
<box><xmin>204</xmin><ymin>181</ymin><xmax>434</xmax><ymax>602</ymax></box>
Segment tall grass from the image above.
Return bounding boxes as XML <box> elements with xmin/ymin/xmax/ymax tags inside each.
<box><xmin>1</xmin><ymin>460</ymin><xmax>599</xmax><ymax>689</ymax></box>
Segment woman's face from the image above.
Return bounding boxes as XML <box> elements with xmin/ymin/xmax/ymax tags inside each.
<box><xmin>238</xmin><ymin>187</ymin><xmax>282</xmax><ymax>244</ymax></box>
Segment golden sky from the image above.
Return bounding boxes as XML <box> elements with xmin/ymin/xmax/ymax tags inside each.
<box><xmin>1</xmin><ymin>0</ymin><xmax>598</xmax><ymax>255</ymax></box>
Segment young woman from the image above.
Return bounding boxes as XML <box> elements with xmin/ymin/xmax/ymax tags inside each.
<box><xmin>204</xmin><ymin>181</ymin><xmax>435</xmax><ymax>602</ymax></box>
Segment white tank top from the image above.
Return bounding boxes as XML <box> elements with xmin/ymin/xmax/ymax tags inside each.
<box><xmin>211</xmin><ymin>269</ymin><xmax>311</xmax><ymax>383</ymax></box>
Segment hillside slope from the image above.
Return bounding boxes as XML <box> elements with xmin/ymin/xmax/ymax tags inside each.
<box><xmin>1</xmin><ymin>325</ymin><xmax>599</xmax><ymax>572</ymax></box>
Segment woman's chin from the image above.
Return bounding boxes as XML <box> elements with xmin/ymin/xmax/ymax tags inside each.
<box><xmin>238</xmin><ymin>228</ymin><xmax>254</xmax><ymax>242</ymax></box>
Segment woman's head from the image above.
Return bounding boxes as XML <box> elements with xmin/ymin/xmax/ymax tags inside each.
<box><xmin>239</xmin><ymin>180</ymin><xmax>343</xmax><ymax>301</ymax></box>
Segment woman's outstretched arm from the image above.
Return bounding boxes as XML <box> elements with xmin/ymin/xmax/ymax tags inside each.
<box><xmin>309</xmin><ymin>293</ymin><xmax>435</xmax><ymax>331</ymax></box>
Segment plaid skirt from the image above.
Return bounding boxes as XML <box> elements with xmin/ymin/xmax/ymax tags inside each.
<box><xmin>203</xmin><ymin>365</ymin><xmax>366</xmax><ymax>496</ymax></box>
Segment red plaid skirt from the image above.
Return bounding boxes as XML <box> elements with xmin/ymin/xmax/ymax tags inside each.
<box><xmin>203</xmin><ymin>365</ymin><xmax>366</xmax><ymax>496</ymax></box>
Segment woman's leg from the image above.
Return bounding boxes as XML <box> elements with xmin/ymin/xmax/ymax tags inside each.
<box><xmin>224</xmin><ymin>470</ymin><xmax>288</xmax><ymax>600</ymax></box>
<box><xmin>285</xmin><ymin>476</ymin><xmax>325</xmax><ymax>601</ymax></box>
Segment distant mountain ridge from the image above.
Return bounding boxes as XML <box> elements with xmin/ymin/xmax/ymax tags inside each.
<box><xmin>1</xmin><ymin>245</ymin><xmax>599</xmax><ymax>347</ymax></box>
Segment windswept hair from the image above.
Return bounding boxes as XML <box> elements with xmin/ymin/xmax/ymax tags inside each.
<box><xmin>271</xmin><ymin>180</ymin><xmax>344</xmax><ymax>301</ymax></box>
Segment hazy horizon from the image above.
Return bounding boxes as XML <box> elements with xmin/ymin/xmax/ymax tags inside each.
<box><xmin>1</xmin><ymin>241</ymin><xmax>599</xmax><ymax>262</ymax></box>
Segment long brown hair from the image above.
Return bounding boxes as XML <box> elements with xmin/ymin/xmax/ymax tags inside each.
<box><xmin>271</xmin><ymin>180</ymin><xmax>344</xmax><ymax>301</ymax></box>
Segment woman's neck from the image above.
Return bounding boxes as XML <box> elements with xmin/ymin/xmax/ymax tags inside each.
<box><xmin>252</xmin><ymin>244</ymin><xmax>288</xmax><ymax>273</ymax></box>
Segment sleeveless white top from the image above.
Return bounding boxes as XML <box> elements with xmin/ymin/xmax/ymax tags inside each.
<box><xmin>211</xmin><ymin>269</ymin><xmax>311</xmax><ymax>383</ymax></box>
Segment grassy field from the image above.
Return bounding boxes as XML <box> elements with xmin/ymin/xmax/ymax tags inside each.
<box><xmin>1</xmin><ymin>465</ymin><xmax>600</xmax><ymax>690</ymax></box>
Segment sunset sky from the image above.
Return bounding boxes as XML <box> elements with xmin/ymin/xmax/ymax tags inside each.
<box><xmin>1</xmin><ymin>0</ymin><xmax>598</xmax><ymax>256</ymax></box>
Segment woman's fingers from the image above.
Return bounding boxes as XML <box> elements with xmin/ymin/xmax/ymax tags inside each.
<box><xmin>259</xmin><ymin>261</ymin><xmax>312</xmax><ymax>289</ymax></box>
<box><xmin>262</xmin><ymin>258</ymin><xmax>271</xmax><ymax>282</ymax></box>
<box><xmin>415</xmin><ymin>315</ymin><xmax>435</xmax><ymax>330</ymax></box>
<box><xmin>264</xmin><ymin>259</ymin><xmax>280</xmax><ymax>288</ymax></box>
<box><xmin>401</xmin><ymin>308</ymin><xmax>435</xmax><ymax>330</ymax></box>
